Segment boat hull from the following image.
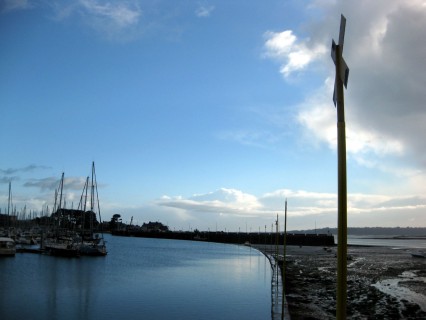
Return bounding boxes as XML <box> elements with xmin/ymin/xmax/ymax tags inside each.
<box><xmin>79</xmin><ymin>243</ymin><xmax>107</xmax><ymax>256</ymax></box>
<box><xmin>0</xmin><ymin>237</ymin><xmax>16</xmax><ymax>257</ymax></box>
<box><xmin>45</xmin><ymin>244</ymin><xmax>80</xmax><ymax>257</ymax></box>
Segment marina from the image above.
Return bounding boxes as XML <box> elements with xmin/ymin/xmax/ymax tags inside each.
<box><xmin>1</xmin><ymin>162</ymin><xmax>108</xmax><ymax>258</ymax></box>
<box><xmin>0</xmin><ymin>234</ymin><xmax>273</xmax><ymax>320</ymax></box>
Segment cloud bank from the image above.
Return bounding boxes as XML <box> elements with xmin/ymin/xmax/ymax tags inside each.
<box><xmin>153</xmin><ymin>188</ymin><xmax>426</xmax><ymax>230</ymax></box>
<box><xmin>263</xmin><ymin>0</ymin><xmax>426</xmax><ymax>195</ymax></box>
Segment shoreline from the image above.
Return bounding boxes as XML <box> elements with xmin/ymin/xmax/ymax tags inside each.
<box><xmin>253</xmin><ymin>244</ymin><xmax>426</xmax><ymax>319</ymax></box>
<box><xmin>350</xmin><ymin>236</ymin><xmax>426</xmax><ymax>240</ymax></box>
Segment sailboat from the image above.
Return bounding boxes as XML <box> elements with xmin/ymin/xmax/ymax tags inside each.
<box><xmin>0</xmin><ymin>182</ymin><xmax>16</xmax><ymax>256</ymax></box>
<box><xmin>78</xmin><ymin>162</ymin><xmax>107</xmax><ymax>256</ymax></box>
<box><xmin>44</xmin><ymin>173</ymin><xmax>80</xmax><ymax>257</ymax></box>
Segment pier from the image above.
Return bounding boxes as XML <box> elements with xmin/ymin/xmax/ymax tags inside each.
<box><xmin>111</xmin><ymin>230</ymin><xmax>335</xmax><ymax>246</ymax></box>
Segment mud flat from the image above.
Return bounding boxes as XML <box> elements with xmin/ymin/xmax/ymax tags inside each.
<box><xmin>253</xmin><ymin>245</ymin><xmax>426</xmax><ymax>319</ymax></box>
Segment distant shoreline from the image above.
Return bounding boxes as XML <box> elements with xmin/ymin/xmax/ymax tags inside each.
<box><xmin>348</xmin><ymin>234</ymin><xmax>426</xmax><ymax>240</ymax></box>
<box><xmin>293</xmin><ymin>226</ymin><xmax>426</xmax><ymax>237</ymax></box>
<box><xmin>359</xmin><ymin>236</ymin><xmax>426</xmax><ymax>240</ymax></box>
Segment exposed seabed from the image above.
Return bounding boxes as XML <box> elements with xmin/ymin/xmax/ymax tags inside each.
<box><xmin>254</xmin><ymin>244</ymin><xmax>426</xmax><ymax>319</ymax></box>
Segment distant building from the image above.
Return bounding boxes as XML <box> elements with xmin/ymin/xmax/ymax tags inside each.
<box><xmin>141</xmin><ymin>221</ymin><xmax>169</xmax><ymax>232</ymax></box>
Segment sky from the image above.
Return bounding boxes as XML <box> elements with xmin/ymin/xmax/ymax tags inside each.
<box><xmin>1</xmin><ymin>0</ymin><xmax>426</xmax><ymax>232</ymax></box>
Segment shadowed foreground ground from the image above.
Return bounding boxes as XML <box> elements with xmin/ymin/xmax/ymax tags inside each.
<box><xmin>253</xmin><ymin>245</ymin><xmax>426</xmax><ymax>319</ymax></box>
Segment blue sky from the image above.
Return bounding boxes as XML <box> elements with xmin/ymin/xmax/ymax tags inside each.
<box><xmin>1</xmin><ymin>0</ymin><xmax>426</xmax><ymax>232</ymax></box>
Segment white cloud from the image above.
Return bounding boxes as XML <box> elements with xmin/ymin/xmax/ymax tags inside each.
<box><xmin>23</xmin><ymin>176</ymin><xmax>86</xmax><ymax>192</ymax></box>
<box><xmin>263</xmin><ymin>30</ymin><xmax>327</xmax><ymax>77</ymax></box>
<box><xmin>159</xmin><ymin>188</ymin><xmax>262</xmax><ymax>217</ymax></box>
<box><xmin>0</xmin><ymin>164</ymin><xmax>50</xmax><ymax>175</ymax></box>
<box><xmin>1</xmin><ymin>0</ymin><xmax>33</xmax><ymax>13</ymax></box>
<box><xmin>195</xmin><ymin>3</ymin><xmax>214</xmax><ymax>17</ymax></box>
<box><xmin>154</xmin><ymin>187</ymin><xmax>426</xmax><ymax>229</ymax></box>
<box><xmin>262</xmin><ymin>1</ymin><xmax>426</xmax><ymax>185</ymax></box>
<box><xmin>49</xmin><ymin>0</ymin><xmax>142</xmax><ymax>40</ymax></box>
<box><xmin>296</xmin><ymin>78</ymin><xmax>405</xmax><ymax>158</ymax></box>
<box><xmin>7</xmin><ymin>184</ymin><xmax>424</xmax><ymax>230</ymax></box>
<box><xmin>79</xmin><ymin>0</ymin><xmax>141</xmax><ymax>27</ymax></box>
<box><xmin>341</xmin><ymin>2</ymin><xmax>426</xmax><ymax>168</ymax></box>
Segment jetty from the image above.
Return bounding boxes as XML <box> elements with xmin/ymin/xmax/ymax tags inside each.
<box><xmin>111</xmin><ymin>229</ymin><xmax>335</xmax><ymax>246</ymax></box>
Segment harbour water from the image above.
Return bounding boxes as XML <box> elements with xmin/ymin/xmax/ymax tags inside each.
<box><xmin>347</xmin><ymin>235</ymin><xmax>426</xmax><ymax>249</ymax></box>
<box><xmin>0</xmin><ymin>234</ymin><xmax>272</xmax><ymax>320</ymax></box>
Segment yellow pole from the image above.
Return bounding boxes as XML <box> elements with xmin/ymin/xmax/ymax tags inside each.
<box><xmin>329</xmin><ymin>14</ymin><xmax>349</xmax><ymax>319</ymax></box>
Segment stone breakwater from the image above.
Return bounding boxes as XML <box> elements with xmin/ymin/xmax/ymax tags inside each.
<box><xmin>253</xmin><ymin>245</ymin><xmax>426</xmax><ymax>319</ymax></box>
<box><xmin>112</xmin><ymin>230</ymin><xmax>335</xmax><ymax>246</ymax></box>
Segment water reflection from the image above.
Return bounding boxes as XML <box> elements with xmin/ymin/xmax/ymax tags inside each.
<box><xmin>1</xmin><ymin>235</ymin><xmax>272</xmax><ymax>320</ymax></box>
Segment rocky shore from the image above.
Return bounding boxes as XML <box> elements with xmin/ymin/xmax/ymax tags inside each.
<box><xmin>254</xmin><ymin>245</ymin><xmax>426</xmax><ymax>319</ymax></box>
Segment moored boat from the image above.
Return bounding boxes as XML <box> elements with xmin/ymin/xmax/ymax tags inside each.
<box><xmin>0</xmin><ymin>237</ymin><xmax>16</xmax><ymax>256</ymax></box>
<box><xmin>15</xmin><ymin>231</ymin><xmax>38</xmax><ymax>245</ymax></box>
<box><xmin>77</xmin><ymin>162</ymin><xmax>107</xmax><ymax>256</ymax></box>
<box><xmin>44</xmin><ymin>241</ymin><xmax>80</xmax><ymax>257</ymax></box>
<box><xmin>79</xmin><ymin>239</ymin><xmax>107</xmax><ymax>256</ymax></box>
<box><xmin>44</xmin><ymin>162</ymin><xmax>107</xmax><ymax>257</ymax></box>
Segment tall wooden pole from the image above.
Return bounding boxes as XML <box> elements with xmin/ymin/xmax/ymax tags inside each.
<box><xmin>331</xmin><ymin>14</ymin><xmax>350</xmax><ymax>320</ymax></box>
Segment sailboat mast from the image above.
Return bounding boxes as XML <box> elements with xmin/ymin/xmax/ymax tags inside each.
<box><xmin>7</xmin><ymin>181</ymin><xmax>11</xmax><ymax>217</ymax></box>
<box><xmin>93</xmin><ymin>163</ymin><xmax>102</xmax><ymax>224</ymax></box>
<box><xmin>53</xmin><ymin>189</ymin><xmax>57</xmax><ymax>214</ymax></box>
<box><xmin>92</xmin><ymin>162</ymin><xmax>104</xmax><ymax>238</ymax></box>
<box><xmin>82</xmin><ymin>176</ymin><xmax>89</xmax><ymax>237</ymax></box>
<box><xmin>58</xmin><ymin>173</ymin><xmax>64</xmax><ymax>211</ymax></box>
<box><xmin>90</xmin><ymin>163</ymin><xmax>95</xmax><ymax>232</ymax></box>
<box><xmin>57</xmin><ymin>172</ymin><xmax>64</xmax><ymax>228</ymax></box>
<box><xmin>78</xmin><ymin>178</ymin><xmax>86</xmax><ymax>211</ymax></box>
<box><xmin>7</xmin><ymin>181</ymin><xmax>11</xmax><ymax>230</ymax></box>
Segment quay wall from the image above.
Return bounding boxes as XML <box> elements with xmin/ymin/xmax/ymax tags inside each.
<box><xmin>111</xmin><ymin>230</ymin><xmax>335</xmax><ymax>246</ymax></box>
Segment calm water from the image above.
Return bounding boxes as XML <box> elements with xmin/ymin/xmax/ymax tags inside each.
<box><xmin>347</xmin><ymin>235</ymin><xmax>426</xmax><ymax>249</ymax></box>
<box><xmin>0</xmin><ymin>235</ymin><xmax>272</xmax><ymax>320</ymax></box>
